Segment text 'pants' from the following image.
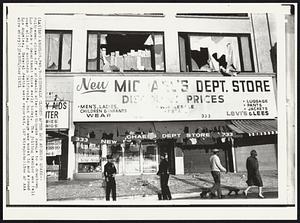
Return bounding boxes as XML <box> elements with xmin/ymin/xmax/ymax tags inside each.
<box><xmin>160</xmin><ymin>174</ymin><xmax>172</xmax><ymax>200</ymax></box>
<box><xmin>106</xmin><ymin>179</ymin><xmax>116</xmax><ymax>201</ymax></box>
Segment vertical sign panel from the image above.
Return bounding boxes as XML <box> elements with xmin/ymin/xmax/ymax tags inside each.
<box><xmin>8</xmin><ymin>8</ymin><xmax>46</xmax><ymax>204</ymax></box>
<box><xmin>46</xmin><ymin>101</ymin><xmax>69</xmax><ymax>129</ymax></box>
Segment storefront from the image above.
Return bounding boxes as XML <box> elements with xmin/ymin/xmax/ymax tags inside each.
<box><xmin>153</xmin><ymin>120</ymin><xmax>234</xmax><ymax>174</ymax></box>
<box><xmin>46</xmin><ymin>100</ymin><xmax>70</xmax><ymax>180</ymax></box>
<box><xmin>72</xmin><ymin>122</ymin><xmax>159</xmax><ymax>178</ymax></box>
<box><xmin>71</xmin><ymin>120</ymin><xmax>275</xmax><ymax>178</ymax></box>
<box><xmin>228</xmin><ymin>119</ymin><xmax>278</xmax><ymax>171</ymax></box>
<box><xmin>70</xmin><ymin>75</ymin><xmax>278</xmax><ymax>179</ymax></box>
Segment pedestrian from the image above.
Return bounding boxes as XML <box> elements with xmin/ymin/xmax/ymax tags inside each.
<box><xmin>243</xmin><ymin>150</ymin><xmax>264</xmax><ymax>198</ymax></box>
<box><xmin>157</xmin><ymin>152</ymin><xmax>172</xmax><ymax>200</ymax></box>
<box><xmin>209</xmin><ymin>148</ymin><xmax>227</xmax><ymax>199</ymax></box>
<box><xmin>104</xmin><ymin>154</ymin><xmax>117</xmax><ymax>201</ymax></box>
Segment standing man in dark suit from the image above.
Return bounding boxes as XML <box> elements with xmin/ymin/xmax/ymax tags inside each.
<box><xmin>157</xmin><ymin>152</ymin><xmax>172</xmax><ymax>200</ymax></box>
<box><xmin>104</xmin><ymin>155</ymin><xmax>117</xmax><ymax>201</ymax></box>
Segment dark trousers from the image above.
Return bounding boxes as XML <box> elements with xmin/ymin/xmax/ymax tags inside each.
<box><xmin>210</xmin><ymin>171</ymin><xmax>222</xmax><ymax>198</ymax></box>
<box><xmin>160</xmin><ymin>174</ymin><xmax>172</xmax><ymax>200</ymax></box>
<box><xmin>106</xmin><ymin>178</ymin><xmax>116</xmax><ymax>201</ymax></box>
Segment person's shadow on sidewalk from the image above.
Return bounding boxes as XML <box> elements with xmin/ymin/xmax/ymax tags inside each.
<box><xmin>171</xmin><ymin>175</ymin><xmax>241</xmax><ymax>198</ymax></box>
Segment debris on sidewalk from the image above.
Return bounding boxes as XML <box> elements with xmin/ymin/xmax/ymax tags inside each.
<box><xmin>47</xmin><ymin>171</ymin><xmax>278</xmax><ymax>201</ymax></box>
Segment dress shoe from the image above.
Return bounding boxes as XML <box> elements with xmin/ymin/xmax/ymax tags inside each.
<box><xmin>258</xmin><ymin>194</ymin><xmax>264</xmax><ymax>199</ymax></box>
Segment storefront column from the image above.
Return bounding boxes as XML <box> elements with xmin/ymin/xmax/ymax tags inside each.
<box><xmin>101</xmin><ymin>144</ymin><xmax>107</xmax><ymax>172</ymax></box>
<box><xmin>156</xmin><ymin>151</ymin><xmax>159</xmax><ymax>172</ymax></box>
<box><xmin>164</xmin><ymin>11</ymin><xmax>180</xmax><ymax>72</ymax></box>
<box><xmin>174</xmin><ymin>146</ymin><xmax>184</xmax><ymax>175</ymax></box>
<box><xmin>121</xmin><ymin>144</ymin><xmax>125</xmax><ymax>175</ymax></box>
<box><xmin>67</xmin><ymin>126</ymin><xmax>75</xmax><ymax>180</ymax></box>
<box><xmin>70</xmin><ymin>14</ymin><xmax>87</xmax><ymax>72</ymax></box>
<box><xmin>250</xmin><ymin>13</ymin><xmax>274</xmax><ymax>73</ymax></box>
<box><xmin>231</xmin><ymin>138</ymin><xmax>237</xmax><ymax>173</ymax></box>
<box><xmin>139</xmin><ymin>143</ymin><xmax>143</xmax><ymax>174</ymax></box>
<box><xmin>74</xmin><ymin>142</ymin><xmax>79</xmax><ymax>174</ymax></box>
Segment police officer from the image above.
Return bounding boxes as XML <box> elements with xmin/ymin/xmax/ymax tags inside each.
<box><xmin>104</xmin><ymin>155</ymin><xmax>117</xmax><ymax>201</ymax></box>
<box><xmin>157</xmin><ymin>152</ymin><xmax>172</xmax><ymax>200</ymax></box>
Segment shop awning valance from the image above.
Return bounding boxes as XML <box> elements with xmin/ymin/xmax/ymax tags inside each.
<box><xmin>46</xmin><ymin>130</ymin><xmax>68</xmax><ymax>139</ymax></box>
<box><xmin>153</xmin><ymin>120</ymin><xmax>230</xmax><ymax>135</ymax></box>
<box><xmin>154</xmin><ymin>121</ymin><xmax>233</xmax><ymax>145</ymax></box>
<box><xmin>228</xmin><ymin>119</ymin><xmax>278</xmax><ymax>136</ymax></box>
<box><xmin>73</xmin><ymin>121</ymin><xmax>238</xmax><ymax>145</ymax></box>
<box><xmin>74</xmin><ymin>122</ymin><xmax>155</xmax><ymax>140</ymax></box>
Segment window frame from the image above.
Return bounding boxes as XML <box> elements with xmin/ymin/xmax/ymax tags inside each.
<box><xmin>178</xmin><ymin>32</ymin><xmax>255</xmax><ymax>73</ymax></box>
<box><xmin>86</xmin><ymin>30</ymin><xmax>166</xmax><ymax>72</ymax></box>
<box><xmin>45</xmin><ymin>30</ymin><xmax>73</xmax><ymax>72</ymax></box>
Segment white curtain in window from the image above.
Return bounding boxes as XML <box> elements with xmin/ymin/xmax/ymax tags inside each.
<box><xmin>88</xmin><ymin>34</ymin><xmax>97</xmax><ymax>59</ymax></box>
<box><xmin>45</xmin><ymin>34</ymin><xmax>59</xmax><ymax>70</ymax></box>
<box><xmin>61</xmin><ymin>34</ymin><xmax>72</xmax><ymax>70</ymax></box>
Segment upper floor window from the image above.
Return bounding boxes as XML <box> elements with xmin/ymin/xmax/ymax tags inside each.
<box><xmin>45</xmin><ymin>30</ymin><xmax>72</xmax><ymax>71</ymax></box>
<box><xmin>179</xmin><ymin>33</ymin><xmax>254</xmax><ymax>74</ymax></box>
<box><xmin>87</xmin><ymin>31</ymin><xmax>165</xmax><ymax>72</ymax></box>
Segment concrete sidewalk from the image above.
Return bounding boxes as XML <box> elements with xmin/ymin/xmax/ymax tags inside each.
<box><xmin>47</xmin><ymin>171</ymin><xmax>278</xmax><ymax>202</ymax></box>
<box><xmin>46</xmin><ymin>190</ymin><xmax>279</xmax><ymax>205</ymax></box>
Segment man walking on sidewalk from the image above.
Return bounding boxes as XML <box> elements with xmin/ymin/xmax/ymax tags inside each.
<box><xmin>209</xmin><ymin>148</ymin><xmax>227</xmax><ymax>199</ymax></box>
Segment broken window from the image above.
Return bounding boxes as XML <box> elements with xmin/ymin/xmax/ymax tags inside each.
<box><xmin>45</xmin><ymin>31</ymin><xmax>72</xmax><ymax>71</ymax></box>
<box><xmin>87</xmin><ymin>32</ymin><xmax>165</xmax><ymax>72</ymax></box>
<box><xmin>179</xmin><ymin>33</ymin><xmax>254</xmax><ymax>74</ymax></box>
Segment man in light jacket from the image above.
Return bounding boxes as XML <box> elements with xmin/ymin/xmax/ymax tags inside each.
<box><xmin>209</xmin><ymin>148</ymin><xmax>227</xmax><ymax>199</ymax></box>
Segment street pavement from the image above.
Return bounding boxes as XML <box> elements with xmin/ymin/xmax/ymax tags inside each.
<box><xmin>47</xmin><ymin>190</ymin><xmax>279</xmax><ymax>205</ymax></box>
<box><xmin>47</xmin><ymin>171</ymin><xmax>278</xmax><ymax>203</ymax></box>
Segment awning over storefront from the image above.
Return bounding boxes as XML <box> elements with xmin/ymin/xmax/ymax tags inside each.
<box><xmin>73</xmin><ymin>121</ymin><xmax>234</xmax><ymax>145</ymax></box>
<box><xmin>153</xmin><ymin>120</ymin><xmax>229</xmax><ymax>135</ymax></box>
<box><xmin>47</xmin><ymin>130</ymin><xmax>69</xmax><ymax>142</ymax></box>
<box><xmin>228</xmin><ymin>120</ymin><xmax>278</xmax><ymax>136</ymax></box>
<box><xmin>154</xmin><ymin>121</ymin><xmax>232</xmax><ymax>145</ymax></box>
<box><xmin>75</xmin><ymin>122</ymin><xmax>155</xmax><ymax>136</ymax></box>
<box><xmin>74</xmin><ymin>122</ymin><xmax>156</xmax><ymax>143</ymax></box>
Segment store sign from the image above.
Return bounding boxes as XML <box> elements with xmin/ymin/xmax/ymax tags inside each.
<box><xmin>125</xmin><ymin>133</ymin><xmax>157</xmax><ymax>141</ymax></box>
<box><xmin>46</xmin><ymin>140</ymin><xmax>62</xmax><ymax>156</ymax></box>
<box><xmin>46</xmin><ymin>101</ymin><xmax>69</xmax><ymax>129</ymax></box>
<box><xmin>71</xmin><ymin>136</ymin><xmax>118</xmax><ymax>145</ymax></box>
<box><xmin>73</xmin><ymin>76</ymin><xmax>277</xmax><ymax>121</ymax></box>
<box><xmin>160</xmin><ymin>132</ymin><xmax>237</xmax><ymax>139</ymax></box>
<box><xmin>78</xmin><ymin>154</ymin><xmax>100</xmax><ymax>163</ymax></box>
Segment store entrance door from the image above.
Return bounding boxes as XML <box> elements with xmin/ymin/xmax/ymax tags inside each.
<box><xmin>124</xmin><ymin>143</ymin><xmax>141</xmax><ymax>174</ymax></box>
<box><xmin>122</xmin><ymin>142</ymin><xmax>159</xmax><ymax>175</ymax></box>
<box><xmin>46</xmin><ymin>130</ymin><xmax>69</xmax><ymax>181</ymax></box>
<box><xmin>158</xmin><ymin>140</ymin><xmax>175</xmax><ymax>175</ymax></box>
<box><xmin>141</xmin><ymin>143</ymin><xmax>159</xmax><ymax>174</ymax></box>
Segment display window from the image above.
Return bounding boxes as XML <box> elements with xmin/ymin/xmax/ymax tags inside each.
<box><xmin>74</xmin><ymin>137</ymin><xmax>159</xmax><ymax>175</ymax></box>
<box><xmin>45</xmin><ymin>30</ymin><xmax>72</xmax><ymax>71</ymax></box>
<box><xmin>179</xmin><ymin>33</ymin><xmax>254</xmax><ymax>73</ymax></box>
<box><xmin>87</xmin><ymin>31</ymin><xmax>165</xmax><ymax>72</ymax></box>
<box><xmin>110</xmin><ymin>144</ymin><xmax>123</xmax><ymax>174</ymax></box>
<box><xmin>142</xmin><ymin>144</ymin><xmax>158</xmax><ymax>173</ymax></box>
<box><xmin>124</xmin><ymin>142</ymin><xmax>141</xmax><ymax>174</ymax></box>
<box><xmin>77</xmin><ymin>142</ymin><xmax>101</xmax><ymax>173</ymax></box>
